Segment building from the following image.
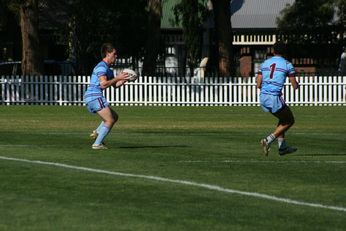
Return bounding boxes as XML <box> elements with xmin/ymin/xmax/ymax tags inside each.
<box><xmin>231</xmin><ymin>0</ymin><xmax>295</xmax><ymax>76</ymax></box>
<box><xmin>161</xmin><ymin>0</ymin><xmax>341</xmax><ymax>77</ymax></box>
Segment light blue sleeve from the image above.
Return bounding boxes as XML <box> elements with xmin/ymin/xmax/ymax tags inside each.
<box><xmin>258</xmin><ymin>63</ymin><xmax>263</xmax><ymax>74</ymax></box>
<box><xmin>95</xmin><ymin>65</ymin><xmax>107</xmax><ymax>77</ymax></box>
<box><xmin>287</xmin><ymin>62</ymin><xmax>295</xmax><ymax>75</ymax></box>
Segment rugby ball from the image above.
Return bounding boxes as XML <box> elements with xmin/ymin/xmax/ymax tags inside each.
<box><xmin>122</xmin><ymin>68</ymin><xmax>138</xmax><ymax>82</ymax></box>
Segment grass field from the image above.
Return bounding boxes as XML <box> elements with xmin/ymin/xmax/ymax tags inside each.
<box><xmin>0</xmin><ymin>106</ymin><xmax>345</xmax><ymax>231</ymax></box>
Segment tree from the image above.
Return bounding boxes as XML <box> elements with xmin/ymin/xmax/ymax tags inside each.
<box><xmin>61</xmin><ymin>0</ymin><xmax>147</xmax><ymax>74</ymax></box>
<box><xmin>276</xmin><ymin>0</ymin><xmax>343</xmax><ymax>73</ymax></box>
<box><xmin>19</xmin><ymin>0</ymin><xmax>42</xmax><ymax>75</ymax></box>
<box><xmin>335</xmin><ymin>0</ymin><xmax>346</xmax><ymax>44</ymax></box>
<box><xmin>0</xmin><ymin>2</ymin><xmax>7</xmax><ymax>32</ymax></box>
<box><xmin>276</xmin><ymin>0</ymin><xmax>335</xmax><ymax>42</ymax></box>
<box><xmin>336</xmin><ymin>0</ymin><xmax>346</xmax><ymax>24</ymax></box>
<box><xmin>2</xmin><ymin>0</ymin><xmax>42</xmax><ymax>74</ymax></box>
<box><xmin>173</xmin><ymin>0</ymin><xmax>207</xmax><ymax>76</ymax></box>
<box><xmin>2</xmin><ymin>0</ymin><xmax>149</xmax><ymax>74</ymax></box>
<box><xmin>211</xmin><ymin>0</ymin><xmax>233</xmax><ymax>76</ymax></box>
<box><xmin>142</xmin><ymin>0</ymin><xmax>162</xmax><ymax>76</ymax></box>
<box><xmin>0</xmin><ymin>2</ymin><xmax>22</xmax><ymax>61</ymax></box>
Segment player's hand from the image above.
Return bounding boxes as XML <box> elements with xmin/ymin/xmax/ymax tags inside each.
<box><xmin>114</xmin><ymin>79</ymin><xmax>128</xmax><ymax>88</ymax></box>
<box><xmin>117</xmin><ymin>71</ymin><xmax>129</xmax><ymax>80</ymax></box>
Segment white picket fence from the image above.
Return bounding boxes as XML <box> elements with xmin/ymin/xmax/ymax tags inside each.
<box><xmin>0</xmin><ymin>75</ymin><xmax>345</xmax><ymax>106</ymax></box>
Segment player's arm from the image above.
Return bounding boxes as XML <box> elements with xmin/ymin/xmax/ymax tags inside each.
<box><xmin>288</xmin><ymin>74</ymin><xmax>299</xmax><ymax>90</ymax></box>
<box><xmin>112</xmin><ymin>71</ymin><xmax>129</xmax><ymax>88</ymax></box>
<box><xmin>256</xmin><ymin>72</ymin><xmax>263</xmax><ymax>89</ymax></box>
<box><xmin>99</xmin><ymin>72</ymin><xmax>128</xmax><ymax>89</ymax></box>
<box><xmin>287</xmin><ymin>63</ymin><xmax>298</xmax><ymax>90</ymax></box>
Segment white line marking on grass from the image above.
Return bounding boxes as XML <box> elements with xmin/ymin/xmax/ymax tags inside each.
<box><xmin>179</xmin><ymin>160</ymin><xmax>346</xmax><ymax>164</ymax></box>
<box><xmin>0</xmin><ymin>145</ymin><xmax>38</xmax><ymax>147</ymax></box>
<box><xmin>1</xmin><ymin>155</ymin><xmax>346</xmax><ymax>213</ymax></box>
<box><xmin>0</xmin><ymin>144</ymin><xmax>57</xmax><ymax>147</ymax></box>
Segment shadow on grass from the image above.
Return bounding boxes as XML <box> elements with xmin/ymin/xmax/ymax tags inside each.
<box><xmin>298</xmin><ymin>153</ymin><xmax>346</xmax><ymax>157</ymax></box>
<box><xmin>119</xmin><ymin>145</ymin><xmax>189</xmax><ymax>149</ymax></box>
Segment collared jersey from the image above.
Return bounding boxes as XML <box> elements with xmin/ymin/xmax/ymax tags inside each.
<box><xmin>84</xmin><ymin>61</ymin><xmax>114</xmax><ymax>103</ymax></box>
<box><xmin>258</xmin><ymin>56</ymin><xmax>295</xmax><ymax>95</ymax></box>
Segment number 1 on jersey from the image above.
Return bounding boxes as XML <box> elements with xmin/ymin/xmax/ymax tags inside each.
<box><xmin>270</xmin><ymin>63</ymin><xmax>276</xmax><ymax>79</ymax></box>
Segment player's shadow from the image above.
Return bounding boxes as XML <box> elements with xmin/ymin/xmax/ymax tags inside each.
<box><xmin>298</xmin><ymin>153</ymin><xmax>346</xmax><ymax>157</ymax></box>
<box><xmin>119</xmin><ymin>145</ymin><xmax>189</xmax><ymax>149</ymax></box>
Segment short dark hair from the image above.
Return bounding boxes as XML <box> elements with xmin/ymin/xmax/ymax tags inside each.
<box><xmin>273</xmin><ymin>41</ymin><xmax>286</xmax><ymax>55</ymax></box>
<box><xmin>101</xmin><ymin>43</ymin><xmax>115</xmax><ymax>58</ymax></box>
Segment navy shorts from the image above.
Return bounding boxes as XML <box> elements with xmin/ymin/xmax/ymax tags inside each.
<box><xmin>86</xmin><ymin>97</ymin><xmax>109</xmax><ymax>114</ymax></box>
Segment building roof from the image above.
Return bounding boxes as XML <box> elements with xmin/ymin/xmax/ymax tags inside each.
<box><xmin>231</xmin><ymin>0</ymin><xmax>295</xmax><ymax>29</ymax></box>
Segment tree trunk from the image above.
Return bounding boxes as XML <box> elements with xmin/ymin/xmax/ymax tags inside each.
<box><xmin>142</xmin><ymin>0</ymin><xmax>162</xmax><ymax>76</ymax></box>
<box><xmin>211</xmin><ymin>0</ymin><xmax>233</xmax><ymax>77</ymax></box>
<box><xmin>20</xmin><ymin>0</ymin><xmax>42</xmax><ymax>75</ymax></box>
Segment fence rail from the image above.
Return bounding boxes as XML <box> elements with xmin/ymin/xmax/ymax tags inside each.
<box><xmin>0</xmin><ymin>75</ymin><xmax>345</xmax><ymax>106</ymax></box>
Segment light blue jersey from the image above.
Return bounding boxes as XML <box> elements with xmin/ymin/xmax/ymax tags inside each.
<box><xmin>258</xmin><ymin>56</ymin><xmax>295</xmax><ymax>96</ymax></box>
<box><xmin>84</xmin><ymin>61</ymin><xmax>114</xmax><ymax>104</ymax></box>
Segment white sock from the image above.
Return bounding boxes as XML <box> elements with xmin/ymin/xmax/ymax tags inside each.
<box><xmin>278</xmin><ymin>138</ymin><xmax>286</xmax><ymax>149</ymax></box>
<box><xmin>266</xmin><ymin>134</ymin><xmax>276</xmax><ymax>144</ymax></box>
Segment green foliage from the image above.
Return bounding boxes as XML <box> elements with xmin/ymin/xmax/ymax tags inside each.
<box><xmin>172</xmin><ymin>0</ymin><xmax>208</xmax><ymax>68</ymax></box>
<box><xmin>276</xmin><ymin>0</ymin><xmax>342</xmax><ymax>61</ymax></box>
<box><xmin>277</xmin><ymin>0</ymin><xmax>335</xmax><ymax>33</ymax></box>
<box><xmin>0</xmin><ymin>0</ymin><xmax>20</xmax><ymax>26</ymax></box>
<box><xmin>1</xmin><ymin>0</ymin><xmax>149</xmax><ymax>73</ymax></box>
<box><xmin>335</xmin><ymin>0</ymin><xmax>346</xmax><ymax>31</ymax></box>
<box><xmin>0</xmin><ymin>1</ymin><xmax>7</xmax><ymax>27</ymax></box>
<box><xmin>0</xmin><ymin>0</ymin><xmax>20</xmax><ymax>13</ymax></box>
<box><xmin>65</xmin><ymin>0</ymin><xmax>148</xmax><ymax>73</ymax></box>
<box><xmin>0</xmin><ymin>0</ymin><xmax>40</xmax><ymax>23</ymax></box>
